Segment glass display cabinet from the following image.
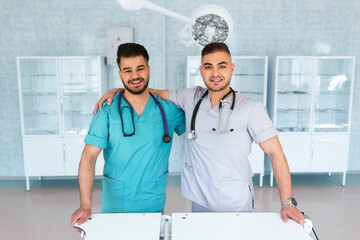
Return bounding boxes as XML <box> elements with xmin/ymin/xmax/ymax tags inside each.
<box><xmin>17</xmin><ymin>56</ymin><xmax>107</xmax><ymax>190</ymax></box>
<box><xmin>19</xmin><ymin>58</ymin><xmax>61</xmax><ymax>135</ymax></box>
<box><xmin>187</xmin><ymin>56</ymin><xmax>268</xmax><ymax>186</ymax></box>
<box><xmin>272</xmin><ymin>56</ymin><xmax>355</xmax><ymax>186</ymax></box>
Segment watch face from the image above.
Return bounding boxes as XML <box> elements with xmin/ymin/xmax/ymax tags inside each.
<box><xmin>291</xmin><ymin>198</ymin><xmax>297</xmax><ymax>206</ymax></box>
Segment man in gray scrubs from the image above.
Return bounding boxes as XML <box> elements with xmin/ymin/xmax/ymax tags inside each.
<box><xmin>94</xmin><ymin>43</ymin><xmax>305</xmax><ymax>226</ymax></box>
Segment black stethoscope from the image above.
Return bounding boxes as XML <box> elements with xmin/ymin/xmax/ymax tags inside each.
<box><xmin>118</xmin><ymin>91</ymin><xmax>171</xmax><ymax>143</ymax></box>
<box><xmin>187</xmin><ymin>88</ymin><xmax>236</xmax><ymax>140</ymax></box>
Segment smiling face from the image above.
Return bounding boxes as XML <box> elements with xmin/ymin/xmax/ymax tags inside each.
<box><xmin>199</xmin><ymin>51</ymin><xmax>234</xmax><ymax>93</ymax></box>
<box><xmin>118</xmin><ymin>55</ymin><xmax>150</xmax><ymax>95</ymax></box>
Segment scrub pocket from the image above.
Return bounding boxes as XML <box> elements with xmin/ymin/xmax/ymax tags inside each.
<box><xmin>181</xmin><ymin>162</ymin><xmax>195</xmax><ymax>195</ymax></box>
<box><xmin>122</xmin><ymin>172</ymin><xmax>168</xmax><ymax>213</ymax></box>
<box><xmin>101</xmin><ymin>176</ymin><xmax>125</xmax><ymax>212</ymax></box>
<box><xmin>216</xmin><ymin>179</ymin><xmax>253</xmax><ymax>212</ymax></box>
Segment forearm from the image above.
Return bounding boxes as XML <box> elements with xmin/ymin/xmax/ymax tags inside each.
<box><xmin>148</xmin><ymin>88</ymin><xmax>170</xmax><ymax>100</ymax></box>
<box><xmin>78</xmin><ymin>160</ymin><xmax>95</xmax><ymax>208</ymax></box>
<box><xmin>270</xmin><ymin>152</ymin><xmax>292</xmax><ymax>201</ymax></box>
<box><xmin>78</xmin><ymin>146</ymin><xmax>99</xmax><ymax>208</ymax></box>
<box><xmin>260</xmin><ymin>137</ymin><xmax>293</xmax><ymax>201</ymax></box>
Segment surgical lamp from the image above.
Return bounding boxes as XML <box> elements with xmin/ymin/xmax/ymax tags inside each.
<box><xmin>117</xmin><ymin>0</ymin><xmax>234</xmax><ymax>47</ymax></box>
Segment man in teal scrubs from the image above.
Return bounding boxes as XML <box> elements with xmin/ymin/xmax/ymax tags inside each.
<box><xmin>71</xmin><ymin>43</ymin><xmax>185</xmax><ymax>226</ymax></box>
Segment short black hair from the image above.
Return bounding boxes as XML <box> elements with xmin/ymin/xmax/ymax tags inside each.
<box><xmin>116</xmin><ymin>43</ymin><xmax>149</xmax><ymax>69</ymax></box>
<box><xmin>201</xmin><ymin>42</ymin><xmax>231</xmax><ymax>58</ymax></box>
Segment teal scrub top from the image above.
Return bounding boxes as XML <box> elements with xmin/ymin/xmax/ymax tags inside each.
<box><xmin>84</xmin><ymin>92</ymin><xmax>185</xmax><ymax>213</ymax></box>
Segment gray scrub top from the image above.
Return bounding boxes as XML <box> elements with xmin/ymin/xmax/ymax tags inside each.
<box><xmin>169</xmin><ymin>86</ymin><xmax>277</xmax><ymax>212</ymax></box>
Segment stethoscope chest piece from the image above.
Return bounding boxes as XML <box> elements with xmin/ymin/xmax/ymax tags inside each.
<box><xmin>187</xmin><ymin>130</ymin><xmax>197</xmax><ymax>140</ymax></box>
<box><xmin>163</xmin><ymin>134</ymin><xmax>172</xmax><ymax>143</ymax></box>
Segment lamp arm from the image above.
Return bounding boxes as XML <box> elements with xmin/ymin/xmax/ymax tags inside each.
<box><xmin>117</xmin><ymin>0</ymin><xmax>195</xmax><ymax>24</ymax></box>
<box><xmin>143</xmin><ymin>1</ymin><xmax>195</xmax><ymax>24</ymax></box>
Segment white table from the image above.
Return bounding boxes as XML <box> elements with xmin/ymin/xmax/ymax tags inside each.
<box><xmin>74</xmin><ymin>213</ymin><xmax>162</xmax><ymax>240</ymax></box>
<box><xmin>74</xmin><ymin>212</ymin><xmax>313</xmax><ymax>240</ymax></box>
<box><xmin>172</xmin><ymin>212</ymin><xmax>313</xmax><ymax>240</ymax></box>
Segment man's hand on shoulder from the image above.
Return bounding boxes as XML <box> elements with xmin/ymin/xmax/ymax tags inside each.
<box><xmin>280</xmin><ymin>205</ymin><xmax>305</xmax><ymax>227</ymax></box>
<box><xmin>93</xmin><ymin>88</ymin><xmax>122</xmax><ymax>114</ymax></box>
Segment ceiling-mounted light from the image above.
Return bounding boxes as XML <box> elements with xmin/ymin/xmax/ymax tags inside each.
<box><xmin>117</xmin><ymin>0</ymin><xmax>234</xmax><ymax>47</ymax></box>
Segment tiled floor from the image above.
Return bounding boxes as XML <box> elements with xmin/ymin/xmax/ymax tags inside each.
<box><xmin>1</xmin><ymin>175</ymin><xmax>360</xmax><ymax>240</ymax></box>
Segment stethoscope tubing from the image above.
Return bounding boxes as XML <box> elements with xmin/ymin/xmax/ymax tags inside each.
<box><xmin>188</xmin><ymin>88</ymin><xmax>235</xmax><ymax>140</ymax></box>
<box><xmin>149</xmin><ymin>92</ymin><xmax>169</xmax><ymax>136</ymax></box>
<box><xmin>118</xmin><ymin>91</ymin><xmax>171</xmax><ymax>143</ymax></box>
<box><xmin>118</xmin><ymin>92</ymin><xmax>136</xmax><ymax>136</ymax></box>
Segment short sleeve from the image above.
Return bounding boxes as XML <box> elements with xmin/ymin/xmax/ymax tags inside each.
<box><xmin>247</xmin><ymin>102</ymin><xmax>278</xmax><ymax>144</ymax></box>
<box><xmin>169</xmin><ymin>88</ymin><xmax>193</xmax><ymax>110</ymax></box>
<box><xmin>84</xmin><ymin>106</ymin><xmax>109</xmax><ymax>149</ymax></box>
<box><xmin>172</xmin><ymin>104</ymin><xmax>186</xmax><ymax>136</ymax></box>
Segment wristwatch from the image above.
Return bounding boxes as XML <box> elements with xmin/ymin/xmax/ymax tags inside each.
<box><xmin>281</xmin><ymin>197</ymin><xmax>297</xmax><ymax>207</ymax></box>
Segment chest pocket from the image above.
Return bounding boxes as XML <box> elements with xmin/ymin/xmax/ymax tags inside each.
<box><xmin>227</xmin><ymin>120</ymin><xmax>248</xmax><ymax>145</ymax></box>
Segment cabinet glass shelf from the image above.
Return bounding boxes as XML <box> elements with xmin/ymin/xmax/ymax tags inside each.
<box><xmin>277</xmin><ymin>74</ymin><xmax>313</xmax><ymax>76</ymax></box>
<box><xmin>65</xmin><ymin>129</ymin><xmax>88</xmax><ymax>135</ymax></box>
<box><xmin>314</xmin><ymin>123</ymin><xmax>348</xmax><ymax>132</ymax></box>
<box><xmin>239</xmin><ymin>91</ymin><xmax>263</xmax><ymax>95</ymax></box>
<box><xmin>22</xmin><ymin>92</ymin><xmax>58</xmax><ymax>96</ymax></box>
<box><xmin>277</xmin><ymin>91</ymin><xmax>311</xmax><ymax>95</ymax></box>
<box><xmin>24</xmin><ymin>111</ymin><xmax>58</xmax><ymax>115</ymax></box>
<box><xmin>315</xmin><ymin>109</ymin><xmax>347</xmax><ymax>113</ymax></box>
<box><xmin>63</xmin><ymin>91</ymin><xmax>99</xmax><ymax>96</ymax></box>
<box><xmin>277</xmin><ymin>127</ymin><xmax>308</xmax><ymax>132</ymax></box>
<box><xmin>21</xmin><ymin>74</ymin><xmax>57</xmax><ymax>77</ymax></box>
<box><xmin>233</xmin><ymin>73</ymin><xmax>265</xmax><ymax>76</ymax></box>
<box><xmin>25</xmin><ymin>129</ymin><xmax>58</xmax><ymax>135</ymax></box>
<box><xmin>277</xmin><ymin>108</ymin><xmax>310</xmax><ymax>113</ymax></box>
<box><xmin>317</xmin><ymin>92</ymin><xmax>350</xmax><ymax>95</ymax></box>
<box><xmin>62</xmin><ymin>74</ymin><xmax>97</xmax><ymax>77</ymax></box>
<box><xmin>64</xmin><ymin>112</ymin><xmax>93</xmax><ymax>115</ymax></box>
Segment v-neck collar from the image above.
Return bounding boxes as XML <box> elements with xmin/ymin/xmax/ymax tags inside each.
<box><xmin>205</xmin><ymin>93</ymin><xmax>235</xmax><ymax>111</ymax></box>
<box><xmin>119</xmin><ymin>93</ymin><xmax>154</xmax><ymax>120</ymax></box>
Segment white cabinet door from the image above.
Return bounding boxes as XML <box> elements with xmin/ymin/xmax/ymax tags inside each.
<box><xmin>63</xmin><ymin>138</ymin><xmax>84</xmax><ymax>176</ymax></box>
<box><xmin>59</xmin><ymin>57</ymin><xmax>104</xmax><ymax>136</ymax></box>
<box><xmin>311</xmin><ymin>134</ymin><xmax>349</xmax><ymax>172</ymax></box>
<box><xmin>248</xmin><ymin>144</ymin><xmax>264</xmax><ymax>174</ymax></box>
<box><xmin>63</xmin><ymin>138</ymin><xmax>105</xmax><ymax>176</ymax></box>
<box><xmin>95</xmin><ymin>154</ymin><xmax>105</xmax><ymax>176</ymax></box>
<box><xmin>23</xmin><ymin>137</ymin><xmax>64</xmax><ymax>176</ymax></box>
<box><xmin>278</xmin><ymin>134</ymin><xmax>311</xmax><ymax>172</ymax></box>
<box><xmin>17</xmin><ymin>57</ymin><xmax>62</xmax><ymax>136</ymax></box>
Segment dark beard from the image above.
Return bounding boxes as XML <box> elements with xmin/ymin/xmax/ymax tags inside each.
<box><xmin>123</xmin><ymin>78</ymin><xmax>149</xmax><ymax>95</ymax></box>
